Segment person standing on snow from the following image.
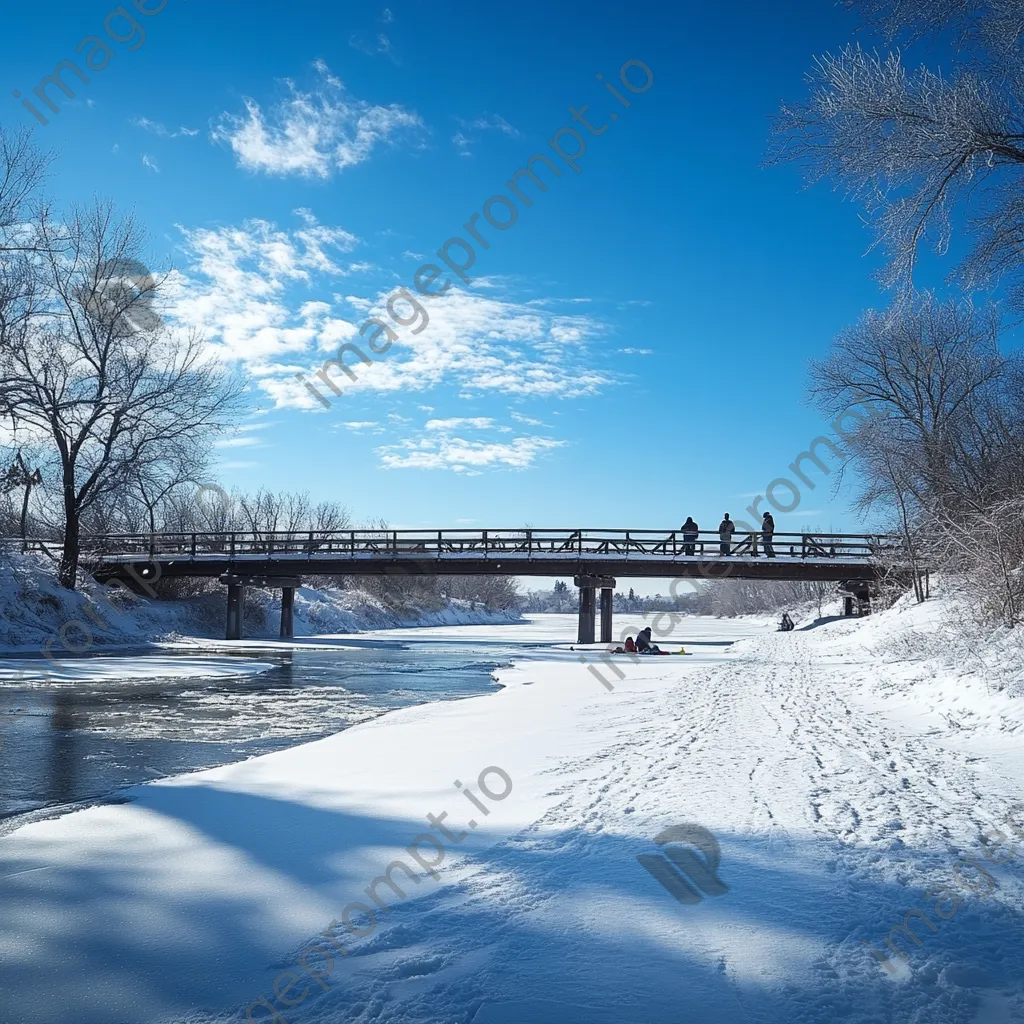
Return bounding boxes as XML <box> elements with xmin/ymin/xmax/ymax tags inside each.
<box><xmin>681</xmin><ymin>516</ymin><xmax>699</xmax><ymax>556</ymax></box>
<box><xmin>762</xmin><ymin>511</ymin><xmax>776</xmax><ymax>558</ymax></box>
<box><xmin>718</xmin><ymin>513</ymin><xmax>735</xmax><ymax>555</ymax></box>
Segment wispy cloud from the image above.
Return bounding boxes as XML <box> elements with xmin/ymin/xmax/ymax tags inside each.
<box><xmin>141</xmin><ymin>153</ymin><xmax>159</xmax><ymax>172</ymax></box>
<box><xmin>510</xmin><ymin>411</ymin><xmax>545</xmax><ymax>426</ymax></box>
<box><xmin>133</xmin><ymin>117</ymin><xmax>199</xmax><ymax>138</ymax></box>
<box><xmin>618</xmin><ymin>347</ymin><xmax>652</xmax><ymax>355</ymax></box>
<box><xmin>212</xmin><ymin>60</ymin><xmax>423</xmax><ymax>178</ymax></box>
<box><xmin>451</xmin><ymin>113</ymin><xmax>521</xmax><ymax>156</ymax></box>
<box><xmin>349</xmin><ymin>31</ymin><xmax>398</xmax><ymax>62</ymax></box>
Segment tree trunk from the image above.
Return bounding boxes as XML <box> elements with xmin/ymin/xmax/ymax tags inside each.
<box><xmin>19</xmin><ymin>482</ymin><xmax>31</xmax><ymax>552</ymax></box>
<box><xmin>59</xmin><ymin>487</ymin><xmax>79</xmax><ymax>589</ymax></box>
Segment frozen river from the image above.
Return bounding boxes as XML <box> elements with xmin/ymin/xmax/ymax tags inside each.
<box><xmin>0</xmin><ymin>614</ymin><xmax>762</xmax><ymax>826</ymax></box>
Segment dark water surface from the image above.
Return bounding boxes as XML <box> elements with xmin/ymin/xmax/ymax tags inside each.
<box><xmin>0</xmin><ymin>639</ymin><xmax>532</xmax><ymax>824</ymax></box>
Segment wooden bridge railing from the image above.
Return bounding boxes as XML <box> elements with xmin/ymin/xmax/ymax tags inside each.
<box><xmin>16</xmin><ymin>528</ymin><xmax>895</xmax><ymax>563</ymax></box>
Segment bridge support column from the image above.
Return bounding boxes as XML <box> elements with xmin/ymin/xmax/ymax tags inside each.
<box><xmin>226</xmin><ymin>584</ymin><xmax>245</xmax><ymax>640</ymax></box>
<box><xmin>600</xmin><ymin>587</ymin><xmax>614</xmax><ymax>644</ymax></box>
<box><xmin>577</xmin><ymin>586</ymin><xmax>596</xmax><ymax>644</ymax></box>
<box><xmin>575</xmin><ymin>576</ymin><xmax>615</xmax><ymax>645</ymax></box>
<box><xmin>280</xmin><ymin>586</ymin><xmax>295</xmax><ymax>638</ymax></box>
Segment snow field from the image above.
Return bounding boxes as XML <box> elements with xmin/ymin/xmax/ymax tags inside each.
<box><xmin>0</xmin><ymin>605</ymin><xmax>1022</xmax><ymax>1023</ymax></box>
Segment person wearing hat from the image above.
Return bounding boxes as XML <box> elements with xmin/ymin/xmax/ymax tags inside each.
<box><xmin>762</xmin><ymin>511</ymin><xmax>776</xmax><ymax>558</ymax></box>
<box><xmin>681</xmin><ymin>516</ymin><xmax>699</xmax><ymax>556</ymax></box>
<box><xmin>718</xmin><ymin>513</ymin><xmax>735</xmax><ymax>555</ymax></box>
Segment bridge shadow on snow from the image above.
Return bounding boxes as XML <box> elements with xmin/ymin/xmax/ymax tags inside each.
<box><xmin>1</xmin><ymin>783</ymin><xmax>1021</xmax><ymax>1024</ymax></box>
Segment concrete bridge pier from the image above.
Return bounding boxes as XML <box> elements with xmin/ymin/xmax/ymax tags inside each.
<box><xmin>220</xmin><ymin>574</ymin><xmax>302</xmax><ymax>640</ymax></box>
<box><xmin>577</xmin><ymin>584</ymin><xmax>596</xmax><ymax>644</ymax></box>
<box><xmin>600</xmin><ymin>587</ymin><xmax>614</xmax><ymax>643</ymax></box>
<box><xmin>280</xmin><ymin>586</ymin><xmax>295</xmax><ymax>638</ymax></box>
<box><xmin>226</xmin><ymin>583</ymin><xmax>245</xmax><ymax>641</ymax></box>
<box><xmin>575</xmin><ymin>575</ymin><xmax>615</xmax><ymax>644</ymax></box>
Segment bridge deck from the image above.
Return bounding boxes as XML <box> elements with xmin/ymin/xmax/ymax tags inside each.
<box><xmin>20</xmin><ymin>528</ymin><xmax>893</xmax><ymax>584</ymax></box>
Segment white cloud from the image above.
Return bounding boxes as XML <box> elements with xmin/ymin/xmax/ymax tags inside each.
<box><xmin>164</xmin><ymin>215</ymin><xmax>612</xmax><ymax>413</ymax></box>
<box><xmin>341</xmin><ymin>421</ymin><xmax>380</xmax><ymax>431</ymax></box>
<box><xmin>214</xmin><ymin>436</ymin><xmax>263</xmax><ymax>448</ymax></box>
<box><xmin>212</xmin><ymin>61</ymin><xmax>423</xmax><ymax>178</ymax></box>
<box><xmin>303</xmin><ymin>287</ymin><xmax>610</xmax><ymax>401</ymax></box>
<box><xmin>377</xmin><ymin>433</ymin><xmax>564</xmax><ymax>473</ymax></box>
<box><xmin>425</xmin><ymin>417</ymin><xmax>494</xmax><ymax>431</ymax></box>
<box><xmin>163</xmin><ymin>212</ymin><xmax>363</xmax><ymax>373</ymax></box>
<box><xmin>618</xmin><ymin>347</ymin><xmax>653</xmax><ymax>355</ymax></box>
<box><xmin>141</xmin><ymin>153</ymin><xmax>159</xmax><ymax>172</ymax></box>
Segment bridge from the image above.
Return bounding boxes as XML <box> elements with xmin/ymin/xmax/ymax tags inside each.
<box><xmin>37</xmin><ymin>527</ymin><xmax>894</xmax><ymax>643</ymax></box>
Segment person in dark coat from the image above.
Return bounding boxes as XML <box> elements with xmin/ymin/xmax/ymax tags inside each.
<box><xmin>718</xmin><ymin>513</ymin><xmax>735</xmax><ymax>556</ymax></box>
<box><xmin>635</xmin><ymin>626</ymin><xmax>661</xmax><ymax>653</ymax></box>
<box><xmin>762</xmin><ymin>511</ymin><xmax>776</xmax><ymax>558</ymax></box>
<box><xmin>681</xmin><ymin>516</ymin><xmax>699</xmax><ymax>556</ymax></box>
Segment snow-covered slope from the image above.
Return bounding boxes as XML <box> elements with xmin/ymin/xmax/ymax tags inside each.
<box><xmin>0</xmin><ymin>552</ymin><xmax>521</xmax><ymax>655</ymax></box>
<box><xmin>1</xmin><ymin>597</ymin><xmax>1022</xmax><ymax>1023</ymax></box>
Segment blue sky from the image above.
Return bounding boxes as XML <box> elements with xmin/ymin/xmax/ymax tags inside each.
<box><xmin>7</xmin><ymin>0</ymin><xmax>899</xmax><ymax>556</ymax></box>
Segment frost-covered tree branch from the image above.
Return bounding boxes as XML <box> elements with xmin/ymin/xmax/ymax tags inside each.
<box><xmin>771</xmin><ymin>2</ymin><xmax>1024</xmax><ymax>302</ymax></box>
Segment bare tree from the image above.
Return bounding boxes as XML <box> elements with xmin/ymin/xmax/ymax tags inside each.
<box><xmin>0</xmin><ymin>203</ymin><xmax>245</xmax><ymax>587</ymax></box>
<box><xmin>770</xmin><ymin>2</ymin><xmax>1024</xmax><ymax>303</ymax></box>
<box><xmin>809</xmin><ymin>295</ymin><xmax>1024</xmax><ymax>513</ymax></box>
<box><xmin>0</xmin><ymin>129</ymin><xmax>53</xmax><ymax>359</ymax></box>
<box><xmin>809</xmin><ymin>294</ymin><xmax>1024</xmax><ymax>611</ymax></box>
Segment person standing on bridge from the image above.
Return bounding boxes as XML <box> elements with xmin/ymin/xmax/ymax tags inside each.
<box><xmin>762</xmin><ymin>511</ymin><xmax>776</xmax><ymax>558</ymax></box>
<box><xmin>718</xmin><ymin>513</ymin><xmax>735</xmax><ymax>555</ymax></box>
<box><xmin>681</xmin><ymin>516</ymin><xmax>699</xmax><ymax>556</ymax></box>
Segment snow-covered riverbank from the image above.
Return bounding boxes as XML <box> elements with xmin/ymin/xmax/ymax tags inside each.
<box><xmin>0</xmin><ymin>552</ymin><xmax>522</xmax><ymax>659</ymax></box>
<box><xmin>1</xmin><ymin>603</ymin><xmax>1022</xmax><ymax>1023</ymax></box>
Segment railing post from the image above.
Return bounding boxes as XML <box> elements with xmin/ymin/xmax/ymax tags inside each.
<box><xmin>392</xmin><ymin>530</ymin><xmax>398</xmax><ymax>555</ymax></box>
<box><xmin>190</xmin><ymin>533</ymin><xmax>196</xmax><ymax>558</ymax></box>
<box><xmin>527</xmin><ymin>529</ymin><xmax>532</xmax><ymax>557</ymax></box>
<box><xmin>483</xmin><ymin>530</ymin><xmax>488</xmax><ymax>554</ymax></box>
<box><xmin>752</xmin><ymin>531</ymin><xmax>758</xmax><ymax>556</ymax></box>
<box><xmin>230</xmin><ymin>533</ymin><xmax>235</xmax><ymax>558</ymax></box>
<box><xmin>308</xmin><ymin>530</ymin><xmax>314</xmax><ymax>556</ymax></box>
<box><xmin>350</xmin><ymin>530</ymin><xmax>355</xmax><ymax>556</ymax></box>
